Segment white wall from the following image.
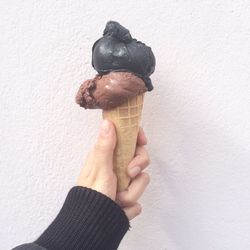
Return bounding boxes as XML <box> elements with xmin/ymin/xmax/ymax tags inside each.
<box><xmin>1</xmin><ymin>1</ymin><xmax>250</xmax><ymax>249</ymax></box>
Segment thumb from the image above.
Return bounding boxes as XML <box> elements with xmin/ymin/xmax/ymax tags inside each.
<box><xmin>93</xmin><ymin>120</ymin><xmax>116</xmax><ymax>172</ymax></box>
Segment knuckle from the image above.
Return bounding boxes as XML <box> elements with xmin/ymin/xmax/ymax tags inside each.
<box><xmin>145</xmin><ymin>151</ymin><xmax>151</xmax><ymax>164</ymax></box>
<box><xmin>94</xmin><ymin>141</ymin><xmax>107</xmax><ymax>153</ymax></box>
<box><xmin>142</xmin><ymin>172</ymin><xmax>150</xmax><ymax>185</ymax></box>
<box><xmin>144</xmin><ymin>156</ymin><xmax>150</xmax><ymax>166</ymax></box>
<box><xmin>140</xmin><ymin>149</ymin><xmax>150</xmax><ymax>165</ymax></box>
<box><xmin>125</xmin><ymin>193</ymin><xmax>136</xmax><ymax>206</ymax></box>
<box><xmin>136</xmin><ymin>203</ymin><xmax>142</xmax><ymax>215</ymax></box>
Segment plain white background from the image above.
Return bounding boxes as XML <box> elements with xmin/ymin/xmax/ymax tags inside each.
<box><xmin>1</xmin><ymin>1</ymin><xmax>250</xmax><ymax>249</ymax></box>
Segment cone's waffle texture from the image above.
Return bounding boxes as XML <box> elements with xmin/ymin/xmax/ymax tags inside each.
<box><xmin>103</xmin><ymin>94</ymin><xmax>144</xmax><ymax>191</ymax></box>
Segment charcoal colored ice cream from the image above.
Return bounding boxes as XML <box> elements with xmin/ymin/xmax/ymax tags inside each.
<box><xmin>76</xmin><ymin>21</ymin><xmax>155</xmax><ymax>110</ymax></box>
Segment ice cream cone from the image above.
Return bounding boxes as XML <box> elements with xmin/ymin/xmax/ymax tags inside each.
<box><xmin>103</xmin><ymin>94</ymin><xmax>144</xmax><ymax>191</ymax></box>
<box><xmin>76</xmin><ymin>21</ymin><xmax>155</xmax><ymax>192</ymax></box>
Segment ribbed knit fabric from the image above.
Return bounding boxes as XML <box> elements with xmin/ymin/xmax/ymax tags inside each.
<box><xmin>34</xmin><ymin>186</ymin><xmax>130</xmax><ymax>250</ymax></box>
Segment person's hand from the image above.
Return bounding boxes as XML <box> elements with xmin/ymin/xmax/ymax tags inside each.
<box><xmin>77</xmin><ymin>119</ymin><xmax>150</xmax><ymax>220</ymax></box>
<box><xmin>115</xmin><ymin>124</ymin><xmax>150</xmax><ymax>220</ymax></box>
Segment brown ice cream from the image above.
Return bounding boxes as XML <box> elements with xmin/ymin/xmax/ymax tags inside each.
<box><xmin>75</xmin><ymin>21</ymin><xmax>155</xmax><ymax>191</ymax></box>
<box><xmin>75</xmin><ymin>72</ymin><xmax>147</xmax><ymax>110</ymax></box>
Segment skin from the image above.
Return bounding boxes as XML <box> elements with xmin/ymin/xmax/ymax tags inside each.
<box><xmin>77</xmin><ymin>120</ymin><xmax>150</xmax><ymax>220</ymax></box>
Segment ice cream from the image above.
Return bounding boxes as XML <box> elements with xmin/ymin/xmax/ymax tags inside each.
<box><xmin>76</xmin><ymin>21</ymin><xmax>155</xmax><ymax>191</ymax></box>
<box><xmin>75</xmin><ymin>72</ymin><xmax>147</xmax><ymax>110</ymax></box>
<box><xmin>92</xmin><ymin>21</ymin><xmax>155</xmax><ymax>91</ymax></box>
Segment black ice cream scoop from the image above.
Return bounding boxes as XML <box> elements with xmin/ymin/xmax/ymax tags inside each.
<box><xmin>92</xmin><ymin>21</ymin><xmax>156</xmax><ymax>91</ymax></box>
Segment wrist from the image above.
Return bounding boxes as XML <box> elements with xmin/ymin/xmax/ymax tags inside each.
<box><xmin>35</xmin><ymin>186</ymin><xmax>130</xmax><ymax>250</ymax></box>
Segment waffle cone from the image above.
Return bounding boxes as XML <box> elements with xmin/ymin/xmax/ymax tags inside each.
<box><xmin>102</xmin><ymin>94</ymin><xmax>144</xmax><ymax>191</ymax></box>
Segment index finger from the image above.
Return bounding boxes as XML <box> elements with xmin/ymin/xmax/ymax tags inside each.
<box><xmin>137</xmin><ymin>127</ymin><xmax>147</xmax><ymax>146</ymax></box>
<box><xmin>116</xmin><ymin>172</ymin><xmax>150</xmax><ymax>207</ymax></box>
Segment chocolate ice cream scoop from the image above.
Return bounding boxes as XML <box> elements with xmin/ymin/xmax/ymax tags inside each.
<box><xmin>75</xmin><ymin>72</ymin><xmax>147</xmax><ymax>110</ymax></box>
<box><xmin>75</xmin><ymin>21</ymin><xmax>155</xmax><ymax>191</ymax></box>
<box><xmin>92</xmin><ymin>21</ymin><xmax>155</xmax><ymax>91</ymax></box>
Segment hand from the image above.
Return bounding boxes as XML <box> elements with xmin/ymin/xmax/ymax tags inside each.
<box><xmin>115</xmin><ymin>125</ymin><xmax>150</xmax><ymax>220</ymax></box>
<box><xmin>77</xmin><ymin>120</ymin><xmax>150</xmax><ymax>220</ymax></box>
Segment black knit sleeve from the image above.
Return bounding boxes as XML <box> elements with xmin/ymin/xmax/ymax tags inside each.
<box><xmin>13</xmin><ymin>186</ymin><xmax>130</xmax><ymax>250</ymax></box>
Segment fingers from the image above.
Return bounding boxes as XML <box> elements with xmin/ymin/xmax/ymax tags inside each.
<box><xmin>123</xmin><ymin>203</ymin><xmax>142</xmax><ymax>220</ymax></box>
<box><xmin>127</xmin><ymin>146</ymin><xmax>150</xmax><ymax>178</ymax></box>
<box><xmin>116</xmin><ymin>172</ymin><xmax>150</xmax><ymax>207</ymax></box>
<box><xmin>91</xmin><ymin>120</ymin><xmax>116</xmax><ymax>174</ymax></box>
<box><xmin>137</xmin><ymin>127</ymin><xmax>147</xmax><ymax>146</ymax></box>
<box><xmin>95</xmin><ymin>120</ymin><xmax>116</xmax><ymax>155</ymax></box>
<box><xmin>127</xmin><ymin>127</ymin><xmax>149</xmax><ymax>178</ymax></box>
<box><xmin>77</xmin><ymin>119</ymin><xmax>118</xmax><ymax>200</ymax></box>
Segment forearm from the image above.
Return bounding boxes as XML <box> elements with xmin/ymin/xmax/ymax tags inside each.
<box><xmin>13</xmin><ymin>186</ymin><xmax>130</xmax><ymax>250</ymax></box>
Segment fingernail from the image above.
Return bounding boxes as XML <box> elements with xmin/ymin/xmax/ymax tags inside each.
<box><xmin>100</xmin><ymin>120</ymin><xmax>110</xmax><ymax>136</ymax></box>
<box><xmin>129</xmin><ymin>166</ymin><xmax>141</xmax><ymax>178</ymax></box>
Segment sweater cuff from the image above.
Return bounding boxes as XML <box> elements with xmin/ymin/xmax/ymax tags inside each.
<box><xmin>35</xmin><ymin>186</ymin><xmax>130</xmax><ymax>250</ymax></box>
